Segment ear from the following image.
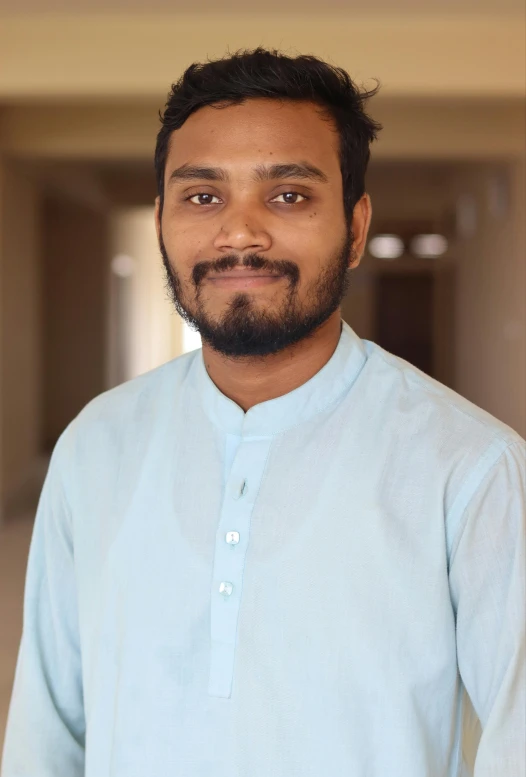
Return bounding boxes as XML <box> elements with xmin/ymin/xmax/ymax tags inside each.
<box><xmin>154</xmin><ymin>196</ymin><xmax>162</xmax><ymax>243</ymax></box>
<box><xmin>349</xmin><ymin>193</ymin><xmax>372</xmax><ymax>269</ymax></box>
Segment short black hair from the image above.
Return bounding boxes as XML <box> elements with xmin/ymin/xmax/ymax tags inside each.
<box><xmin>155</xmin><ymin>47</ymin><xmax>382</xmax><ymax>222</ymax></box>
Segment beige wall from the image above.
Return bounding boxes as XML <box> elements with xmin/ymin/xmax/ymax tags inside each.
<box><xmin>1</xmin><ymin>99</ymin><xmax>524</xmax><ymax>162</ymax></box>
<box><xmin>452</xmin><ymin>160</ymin><xmax>526</xmax><ymax>437</ymax></box>
<box><xmin>0</xmin><ymin>161</ymin><xmax>41</xmax><ymax>519</ymax></box>
<box><xmin>41</xmin><ymin>195</ymin><xmax>108</xmax><ymax>449</ymax></box>
<box><xmin>0</xmin><ymin>13</ymin><xmax>524</xmax><ymax>100</ymax></box>
<box><xmin>432</xmin><ymin>267</ymin><xmax>456</xmax><ymax>389</ymax></box>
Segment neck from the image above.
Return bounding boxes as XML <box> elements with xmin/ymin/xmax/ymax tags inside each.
<box><xmin>201</xmin><ymin>311</ymin><xmax>343</xmax><ymax>413</ymax></box>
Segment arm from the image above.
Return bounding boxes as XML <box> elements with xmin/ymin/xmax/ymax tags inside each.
<box><xmin>1</xmin><ymin>430</ymin><xmax>85</xmax><ymax>776</ymax></box>
<box><xmin>449</xmin><ymin>440</ymin><xmax>526</xmax><ymax>776</ymax></box>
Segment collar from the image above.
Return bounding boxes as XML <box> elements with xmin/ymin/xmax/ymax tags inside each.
<box><xmin>191</xmin><ymin>319</ymin><xmax>367</xmax><ymax>437</ymax></box>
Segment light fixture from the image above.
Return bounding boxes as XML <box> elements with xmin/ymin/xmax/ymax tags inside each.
<box><xmin>368</xmin><ymin>234</ymin><xmax>404</xmax><ymax>260</ymax></box>
<box><xmin>410</xmin><ymin>234</ymin><xmax>448</xmax><ymax>258</ymax></box>
<box><xmin>111</xmin><ymin>253</ymin><xmax>135</xmax><ymax>278</ymax></box>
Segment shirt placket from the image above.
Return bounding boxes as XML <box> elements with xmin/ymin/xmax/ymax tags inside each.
<box><xmin>208</xmin><ymin>436</ymin><xmax>272</xmax><ymax>698</ymax></box>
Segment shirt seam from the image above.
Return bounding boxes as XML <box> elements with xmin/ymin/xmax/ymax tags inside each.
<box><xmin>54</xmin><ymin>423</ymin><xmax>76</xmax><ymax>547</ymax></box>
<box><xmin>446</xmin><ymin>439</ymin><xmax>521</xmax><ymax>571</ymax></box>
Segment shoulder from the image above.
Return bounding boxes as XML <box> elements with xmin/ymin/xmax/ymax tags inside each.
<box><xmin>58</xmin><ymin>350</ymin><xmax>199</xmax><ymax>457</ymax></box>
<box><xmin>362</xmin><ymin>339</ymin><xmax>524</xmax><ymax>450</ymax></box>
<box><xmin>360</xmin><ymin>341</ymin><xmax>524</xmax><ymax>547</ymax></box>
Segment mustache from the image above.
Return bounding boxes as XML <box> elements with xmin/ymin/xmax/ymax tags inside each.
<box><xmin>192</xmin><ymin>253</ymin><xmax>300</xmax><ymax>286</ymax></box>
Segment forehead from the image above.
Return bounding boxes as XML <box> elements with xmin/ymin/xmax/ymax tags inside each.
<box><xmin>166</xmin><ymin>98</ymin><xmax>341</xmax><ymax>175</ymax></box>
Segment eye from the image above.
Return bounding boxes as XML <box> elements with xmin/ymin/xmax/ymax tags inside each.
<box><xmin>270</xmin><ymin>191</ymin><xmax>308</xmax><ymax>205</ymax></box>
<box><xmin>186</xmin><ymin>193</ymin><xmax>222</xmax><ymax>205</ymax></box>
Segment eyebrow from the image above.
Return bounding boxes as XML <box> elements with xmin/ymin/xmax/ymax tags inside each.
<box><xmin>253</xmin><ymin>163</ymin><xmax>328</xmax><ymax>184</ymax></box>
<box><xmin>167</xmin><ymin>161</ymin><xmax>329</xmax><ymax>186</ymax></box>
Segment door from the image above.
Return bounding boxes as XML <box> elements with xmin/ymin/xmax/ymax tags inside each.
<box><xmin>374</xmin><ymin>272</ymin><xmax>434</xmax><ymax>377</ymax></box>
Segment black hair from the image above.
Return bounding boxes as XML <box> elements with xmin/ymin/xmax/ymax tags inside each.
<box><xmin>154</xmin><ymin>47</ymin><xmax>382</xmax><ymax>222</ymax></box>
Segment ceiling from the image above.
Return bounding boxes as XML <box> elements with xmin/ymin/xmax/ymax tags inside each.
<box><xmin>0</xmin><ymin>0</ymin><xmax>524</xmax><ymax>12</ymax></box>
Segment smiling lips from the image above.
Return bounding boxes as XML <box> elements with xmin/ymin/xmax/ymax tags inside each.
<box><xmin>207</xmin><ymin>269</ymin><xmax>284</xmax><ymax>288</ymax></box>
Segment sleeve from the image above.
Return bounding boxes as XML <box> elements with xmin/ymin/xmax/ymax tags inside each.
<box><xmin>1</xmin><ymin>429</ymin><xmax>85</xmax><ymax>776</ymax></box>
<box><xmin>448</xmin><ymin>440</ymin><xmax>526</xmax><ymax>777</ymax></box>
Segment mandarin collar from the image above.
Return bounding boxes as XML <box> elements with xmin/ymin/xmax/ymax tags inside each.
<box><xmin>191</xmin><ymin>319</ymin><xmax>367</xmax><ymax>437</ymax></box>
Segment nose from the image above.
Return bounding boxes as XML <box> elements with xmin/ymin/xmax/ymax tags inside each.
<box><xmin>213</xmin><ymin>202</ymin><xmax>272</xmax><ymax>254</ymax></box>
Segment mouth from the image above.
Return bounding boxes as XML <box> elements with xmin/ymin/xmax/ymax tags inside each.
<box><xmin>206</xmin><ymin>271</ymin><xmax>284</xmax><ymax>289</ymax></box>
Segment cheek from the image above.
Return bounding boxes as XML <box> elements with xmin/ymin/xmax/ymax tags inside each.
<box><xmin>162</xmin><ymin>221</ymin><xmax>209</xmax><ymax>261</ymax></box>
<box><xmin>278</xmin><ymin>204</ymin><xmax>334</xmax><ymax>241</ymax></box>
<box><xmin>276</xmin><ymin>216</ymin><xmax>330</xmax><ymax>262</ymax></box>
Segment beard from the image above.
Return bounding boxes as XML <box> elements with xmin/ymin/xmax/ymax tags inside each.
<box><xmin>159</xmin><ymin>229</ymin><xmax>354</xmax><ymax>358</ymax></box>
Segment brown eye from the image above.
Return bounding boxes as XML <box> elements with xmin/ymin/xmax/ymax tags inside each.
<box><xmin>271</xmin><ymin>192</ymin><xmax>308</xmax><ymax>204</ymax></box>
<box><xmin>187</xmin><ymin>193</ymin><xmax>221</xmax><ymax>205</ymax></box>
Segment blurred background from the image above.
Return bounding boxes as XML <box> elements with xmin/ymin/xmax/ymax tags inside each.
<box><xmin>0</xmin><ymin>0</ymin><xmax>525</xmax><ymax>762</ymax></box>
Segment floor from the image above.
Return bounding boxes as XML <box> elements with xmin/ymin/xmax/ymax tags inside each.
<box><xmin>0</xmin><ymin>511</ymin><xmax>34</xmax><ymax>759</ymax></box>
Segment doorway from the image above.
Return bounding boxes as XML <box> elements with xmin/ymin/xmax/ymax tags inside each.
<box><xmin>374</xmin><ymin>271</ymin><xmax>435</xmax><ymax>378</ymax></box>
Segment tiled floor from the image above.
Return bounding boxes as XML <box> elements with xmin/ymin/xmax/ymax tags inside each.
<box><xmin>0</xmin><ymin>512</ymin><xmax>34</xmax><ymax>759</ymax></box>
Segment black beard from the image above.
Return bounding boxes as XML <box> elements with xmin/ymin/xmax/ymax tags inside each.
<box><xmin>159</xmin><ymin>230</ymin><xmax>354</xmax><ymax>358</ymax></box>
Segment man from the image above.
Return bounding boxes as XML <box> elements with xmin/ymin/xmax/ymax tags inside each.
<box><xmin>2</xmin><ymin>48</ymin><xmax>525</xmax><ymax>777</ymax></box>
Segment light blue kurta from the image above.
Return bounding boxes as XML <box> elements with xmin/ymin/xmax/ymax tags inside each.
<box><xmin>2</xmin><ymin>320</ymin><xmax>525</xmax><ymax>777</ymax></box>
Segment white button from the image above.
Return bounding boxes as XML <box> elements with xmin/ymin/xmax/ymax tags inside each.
<box><xmin>226</xmin><ymin>531</ymin><xmax>240</xmax><ymax>545</ymax></box>
<box><xmin>219</xmin><ymin>581</ymin><xmax>233</xmax><ymax>596</ymax></box>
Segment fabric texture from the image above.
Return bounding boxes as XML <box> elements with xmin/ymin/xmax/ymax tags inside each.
<box><xmin>2</xmin><ymin>320</ymin><xmax>525</xmax><ymax>777</ymax></box>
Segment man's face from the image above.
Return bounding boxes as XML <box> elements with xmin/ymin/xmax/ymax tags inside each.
<box><xmin>155</xmin><ymin>97</ymin><xmax>370</xmax><ymax>357</ymax></box>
